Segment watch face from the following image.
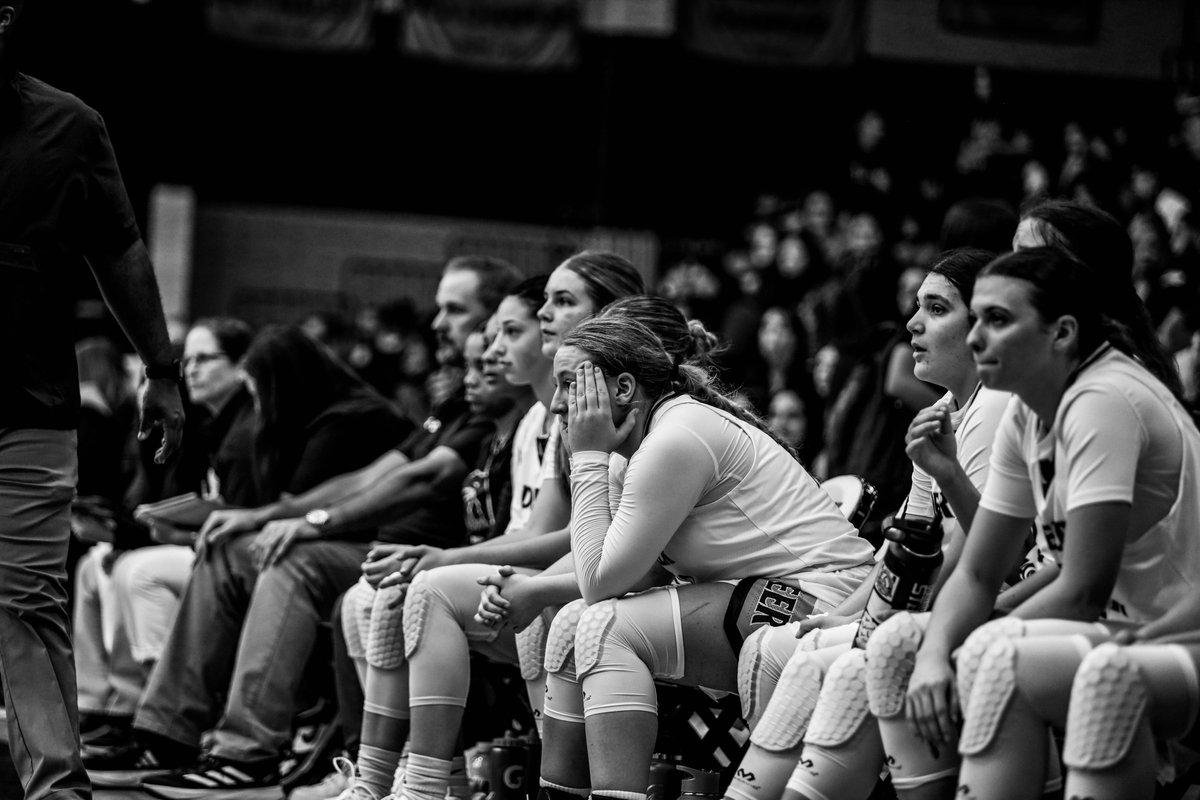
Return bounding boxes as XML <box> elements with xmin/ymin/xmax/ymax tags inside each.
<box><xmin>306</xmin><ymin>509</ymin><xmax>330</xmax><ymax>527</ymax></box>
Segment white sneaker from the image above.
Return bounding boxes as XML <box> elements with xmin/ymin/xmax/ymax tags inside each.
<box><xmin>289</xmin><ymin>756</ymin><xmax>355</xmax><ymax>800</ymax></box>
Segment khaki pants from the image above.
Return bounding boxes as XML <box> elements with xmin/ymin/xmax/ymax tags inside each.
<box><xmin>0</xmin><ymin>427</ymin><xmax>90</xmax><ymax>800</ymax></box>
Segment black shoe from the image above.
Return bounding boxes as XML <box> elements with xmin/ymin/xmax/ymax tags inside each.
<box><xmin>140</xmin><ymin>755</ymin><xmax>284</xmax><ymax>799</ymax></box>
<box><xmin>82</xmin><ymin>720</ymin><xmax>135</xmax><ymax>749</ymax></box>
<box><xmin>84</xmin><ymin>741</ymin><xmax>181</xmax><ymax>788</ymax></box>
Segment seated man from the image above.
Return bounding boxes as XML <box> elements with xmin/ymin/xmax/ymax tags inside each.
<box><xmin>85</xmin><ymin>256</ymin><xmax>523</xmax><ymax>800</ymax></box>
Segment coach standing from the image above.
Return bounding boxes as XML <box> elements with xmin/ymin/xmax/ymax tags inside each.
<box><xmin>0</xmin><ymin>2</ymin><xmax>184</xmax><ymax>797</ymax></box>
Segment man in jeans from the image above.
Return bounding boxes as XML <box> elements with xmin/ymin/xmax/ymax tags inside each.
<box><xmin>0</xmin><ymin>2</ymin><xmax>185</xmax><ymax>798</ymax></box>
<box><xmin>86</xmin><ymin>256</ymin><xmax>521</xmax><ymax>800</ymax></box>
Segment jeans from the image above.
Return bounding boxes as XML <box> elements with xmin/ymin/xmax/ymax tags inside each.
<box><xmin>0</xmin><ymin>427</ymin><xmax>90</xmax><ymax>800</ymax></box>
<box><xmin>135</xmin><ymin>534</ymin><xmax>369</xmax><ymax>763</ymax></box>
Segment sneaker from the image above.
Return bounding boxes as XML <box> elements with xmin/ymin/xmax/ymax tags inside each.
<box><xmin>84</xmin><ymin>742</ymin><xmax>179</xmax><ymax>788</ymax></box>
<box><xmin>288</xmin><ymin>755</ymin><xmax>353</xmax><ymax>799</ymax></box>
<box><xmin>82</xmin><ymin>721</ymin><xmax>135</xmax><ymax>750</ymax></box>
<box><xmin>140</xmin><ymin>755</ymin><xmax>284</xmax><ymax>799</ymax></box>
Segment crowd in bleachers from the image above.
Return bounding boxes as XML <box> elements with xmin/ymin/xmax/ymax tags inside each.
<box><xmin>60</xmin><ymin>86</ymin><xmax>1200</xmax><ymax>800</ymax></box>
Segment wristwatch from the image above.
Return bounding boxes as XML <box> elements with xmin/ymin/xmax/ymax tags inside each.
<box><xmin>145</xmin><ymin>359</ymin><xmax>183</xmax><ymax>381</ymax></box>
<box><xmin>305</xmin><ymin>508</ymin><xmax>331</xmax><ymax>528</ymax></box>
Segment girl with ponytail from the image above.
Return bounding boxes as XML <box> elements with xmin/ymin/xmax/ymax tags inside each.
<box><xmin>534</xmin><ymin>314</ymin><xmax>876</xmax><ymax>800</ymax></box>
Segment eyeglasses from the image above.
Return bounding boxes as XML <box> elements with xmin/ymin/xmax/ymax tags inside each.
<box><xmin>182</xmin><ymin>352</ymin><xmax>228</xmax><ymax>369</ymax></box>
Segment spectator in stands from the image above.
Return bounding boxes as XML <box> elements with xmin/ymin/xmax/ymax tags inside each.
<box><xmin>766</xmin><ymin>389</ymin><xmax>816</xmax><ymax>464</ymax></box>
<box><xmin>71</xmin><ymin>336</ymin><xmax>142</xmax><ymax>739</ymax></box>
<box><xmin>939</xmin><ymin>197</ymin><xmax>1017</xmax><ymax>255</ymax></box>
<box><xmin>74</xmin><ymin>319</ymin><xmax>255</xmax><ymax>753</ymax></box>
<box><xmin>532</xmin><ymin>313</ymin><xmax>875</xmax><ymax>800</ymax></box>
<box><xmin>86</xmin><ymin>325</ymin><xmax>415</xmax><ymax>797</ymax></box>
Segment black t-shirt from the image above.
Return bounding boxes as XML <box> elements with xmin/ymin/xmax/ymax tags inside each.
<box><xmin>375</xmin><ymin>394</ymin><xmax>495</xmax><ymax>546</ymax></box>
<box><xmin>461</xmin><ymin>426</ymin><xmax>515</xmax><ymax>545</ymax></box>
<box><xmin>0</xmin><ymin>72</ymin><xmax>141</xmax><ymax>429</ymax></box>
<box><xmin>200</xmin><ymin>387</ymin><xmax>260</xmax><ymax>508</ymax></box>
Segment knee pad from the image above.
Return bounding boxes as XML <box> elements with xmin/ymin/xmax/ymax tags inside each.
<box><xmin>516</xmin><ymin>615</ymin><xmax>549</xmax><ymax>681</ymax></box>
<box><xmin>402</xmin><ymin>573</ymin><xmax>436</xmax><ymax>660</ymax></box>
<box><xmin>341</xmin><ymin>578</ymin><xmax>375</xmax><ymax>661</ymax></box>
<box><xmin>751</xmin><ymin>654</ymin><xmax>827</xmax><ymax>751</ymax></box>
<box><xmin>805</xmin><ymin>649</ymin><xmax>871</xmax><ymax>749</ymax></box>
<box><xmin>959</xmin><ymin>637</ymin><xmax>1019</xmax><ymax>756</ymax></box>
<box><xmin>738</xmin><ymin>624</ymin><xmax>792</xmax><ymax>727</ymax></box>
<box><xmin>544</xmin><ymin>599</ymin><xmax>588</xmax><ymax>676</ymax></box>
<box><xmin>1063</xmin><ymin>643</ymin><xmax>1148</xmax><ymax>771</ymax></box>
<box><xmin>573</xmin><ymin>600</ymin><xmax>618</xmax><ymax>679</ymax></box>
<box><xmin>368</xmin><ymin>582</ymin><xmax>408</xmax><ymax>669</ymax></box>
<box><xmin>956</xmin><ymin>616</ymin><xmax>1025</xmax><ymax>714</ymax></box>
<box><xmin>865</xmin><ymin>612</ymin><xmax>925</xmax><ymax>719</ymax></box>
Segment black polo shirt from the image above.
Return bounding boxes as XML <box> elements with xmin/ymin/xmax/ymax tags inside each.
<box><xmin>0</xmin><ymin>72</ymin><xmax>141</xmax><ymax>429</ymax></box>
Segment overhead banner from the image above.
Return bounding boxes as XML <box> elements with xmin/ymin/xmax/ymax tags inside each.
<box><xmin>582</xmin><ymin>0</ymin><xmax>676</xmax><ymax>37</ymax></box>
<box><xmin>940</xmin><ymin>0</ymin><xmax>1099</xmax><ymax>44</ymax></box>
<box><xmin>938</xmin><ymin>0</ymin><xmax>1101</xmax><ymax>44</ymax></box>
<box><xmin>206</xmin><ymin>0</ymin><xmax>374</xmax><ymax>51</ymax></box>
<box><xmin>401</xmin><ymin>0</ymin><xmax>579</xmax><ymax>70</ymax></box>
<box><xmin>682</xmin><ymin>0</ymin><xmax>858</xmax><ymax>67</ymax></box>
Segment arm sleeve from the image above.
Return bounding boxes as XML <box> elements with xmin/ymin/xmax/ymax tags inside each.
<box><xmin>979</xmin><ymin>399</ymin><xmax>1038</xmax><ymax>519</ymax></box>
<box><xmin>570</xmin><ymin>424</ymin><xmax>717</xmax><ymax>601</ymax></box>
<box><xmin>903</xmin><ymin>463</ymin><xmax>936</xmax><ymax>518</ymax></box>
<box><xmin>1059</xmin><ymin>387</ymin><xmax>1144</xmax><ymax>511</ymax></box>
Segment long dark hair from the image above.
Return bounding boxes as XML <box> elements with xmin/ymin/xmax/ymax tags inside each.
<box><xmin>563</xmin><ymin>316</ymin><xmax>799</xmax><ymax>460</ymax></box>
<box><xmin>242</xmin><ymin>325</ymin><xmax>383</xmax><ymax>500</ymax></box>
<box><xmin>1020</xmin><ymin>199</ymin><xmax>1183</xmax><ymax>399</ymax></box>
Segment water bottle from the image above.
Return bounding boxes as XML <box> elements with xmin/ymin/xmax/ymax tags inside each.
<box><xmin>521</xmin><ymin>731</ymin><xmax>541</xmax><ymax>800</ymax></box>
<box><xmin>676</xmin><ymin>765</ymin><xmax>721</xmax><ymax>800</ymax></box>
<box><xmin>646</xmin><ymin>753</ymin><xmax>683</xmax><ymax>800</ymax></box>
<box><xmin>852</xmin><ymin>505</ymin><xmax>944</xmax><ymax>650</ymax></box>
<box><xmin>485</xmin><ymin>731</ymin><xmax>527</xmax><ymax>800</ymax></box>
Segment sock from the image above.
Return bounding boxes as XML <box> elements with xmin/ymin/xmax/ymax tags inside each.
<box><xmin>359</xmin><ymin>743</ymin><xmax>405</xmax><ymax>797</ymax></box>
<box><xmin>447</xmin><ymin>755</ymin><xmax>468</xmax><ymax>797</ymax></box>
<box><xmin>404</xmin><ymin>753</ymin><xmax>453</xmax><ymax>800</ymax></box>
<box><xmin>391</xmin><ymin>741</ymin><xmax>412</xmax><ymax>795</ymax></box>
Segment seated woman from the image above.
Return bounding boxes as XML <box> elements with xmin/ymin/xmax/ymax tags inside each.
<box><xmin>925</xmin><ymin>245</ymin><xmax>1200</xmax><ymax>800</ymax></box>
<box><xmin>327</xmin><ymin>257</ymin><xmax>645</xmax><ymax>800</ymax></box>
<box><xmin>535</xmin><ymin>314</ymin><xmax>876</xmax><ymax>800</ymax></box>
<box><xmin>87</xmin><ymin>325</ymin><xmax>413</xmax><ymax>792</ymax></box>
<box><xmin>725</xmin><ymin>248</ymin><xmax>1016</xmax><ymax>800</ymax></box>
<box><xmin>75</xmin><ymin>318</ymin><xmax>257</xmax><ymax>748</ymax></box>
